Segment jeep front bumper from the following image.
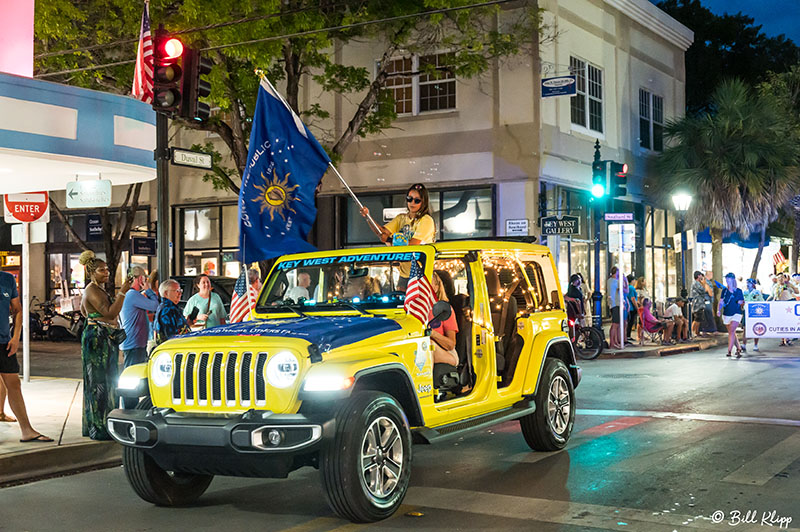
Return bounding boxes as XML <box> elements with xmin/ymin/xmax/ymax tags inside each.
<box><xmin>107</xmin><ymin>407</ymin><xmax>328</xmax><ymax>478</ymax></box>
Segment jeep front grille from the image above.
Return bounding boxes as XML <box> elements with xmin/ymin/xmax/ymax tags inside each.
<box><xmin>169</xmin><ymin>351</ymin><xmax>268</xmax><ymax>408</ymax></box>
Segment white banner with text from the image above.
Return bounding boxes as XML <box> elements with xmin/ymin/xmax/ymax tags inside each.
<box><xmin>745</xmin><ymin>301</ymin><xmax>800</xmax><ymax>338</ymax></box>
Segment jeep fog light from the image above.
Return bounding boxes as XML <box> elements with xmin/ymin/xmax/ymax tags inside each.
<box><xmin>151</xmin><ymin>353</ymin><xmax>173</xmax><ymax>387</ymax></box>
<box><xmin>303</xmin><ymin>374</ymin><xmax>355</xmax><ymax>392</ymax></box>
<box><xmin>265</xmin><ymin>351</ymin><xmax>299</xmax><ymax>389</ymax></box>
<box><xmin>267</xmin><ymin>429</ymin><xmax>283</xmax><ymax>446</ymax></box>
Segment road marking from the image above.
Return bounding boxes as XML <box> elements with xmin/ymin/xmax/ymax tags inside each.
<box><xmin>723</xmin><ymin>431</ymin><xmax>800</xmax><ymax>486</ymax></box>
<box><xmin>578</xmin><ymin>409</ymin><xmax>800</xmax><ymax>428</ymax></box>
<box><xmin>611</xmin><ymin>423</ymin><xmax>729</xmax><ymax>473</ymax></box>
<box><xmin>579</xmin><ymin>416</ymin><xmax>652</xmax><ymax>436</ymax></box>
<box><xmin>404</xmin><ymin>487</ymin><xmax>776</xmax><ymax>531</ymax></box>
<box><xmin>277</xmin><ymin>516</ymin><xmax>343</xmax><ymax>532</ymax></box>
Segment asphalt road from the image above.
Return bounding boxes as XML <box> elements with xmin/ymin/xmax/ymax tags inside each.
<box><xmin>3</xmin><ymin>340</ymin><xmax>799</xmax><ymax>531</ymax></box>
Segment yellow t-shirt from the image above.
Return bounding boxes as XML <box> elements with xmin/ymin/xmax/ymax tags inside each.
<box><xmin>385</xmin><ymin>213</ymin><xmax>436</xmax><ymax>245</ymax></box>
<box><xmin>384</xmin><ymin>213</ymin><xmax>436</xmax><ymax>279</ymax></box>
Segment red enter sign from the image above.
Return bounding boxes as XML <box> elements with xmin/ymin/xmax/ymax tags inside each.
<box><xmin>4</xmin><ymin>192</ymin><xmax>49</xmax><ymax>223</ymax></box>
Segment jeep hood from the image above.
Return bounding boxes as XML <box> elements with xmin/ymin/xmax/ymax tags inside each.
<box><xmin>179</xmin><ymin>315</ymin><xmax>403</xmax><ymax>351</ymax></box>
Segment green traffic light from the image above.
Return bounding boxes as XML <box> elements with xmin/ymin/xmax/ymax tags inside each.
<box><xmin>591</xmin><ymin>183</ymin><xmax>606</xmax><ymax>198</ymax></box>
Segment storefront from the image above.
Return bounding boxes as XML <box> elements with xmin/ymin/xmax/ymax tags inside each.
<box><xmin>340</xmin><ymin>184</ymin><xmax>495</xmax><ymax>247</ymax></box>
<box><xmin>539</xmin><ymin>182</ymin><xmax>680</xmax><ymax>306</ymax></box>
<box><xmin>45</xmin><ymin>208</ymin><xmax>153</xmax><ymax>303</ymax></box>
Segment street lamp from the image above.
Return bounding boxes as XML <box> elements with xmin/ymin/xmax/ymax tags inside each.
<box><xmin>672</xmin><ymin>191</ymin><xmax>693</xmax><ymax>298</ymax></box>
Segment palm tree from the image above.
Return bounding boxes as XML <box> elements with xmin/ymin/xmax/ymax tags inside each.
<box><xmin>652</xmin><ymin>79</ymin><xmax>800</xmax><ymax>311</ymax></box>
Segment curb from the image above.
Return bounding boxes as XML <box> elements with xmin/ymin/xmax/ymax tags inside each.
<box><xmin>598</xmin><ymin>336</ymin><xmax>727</xmax><ymax>359</ymax></box>
<box><xmin>0</xmin><ymin>441</ymin><xmax>121</xmax><ymax>486</ymax></box>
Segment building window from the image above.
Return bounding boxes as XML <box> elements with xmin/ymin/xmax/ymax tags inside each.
<box><xmin>639</xmin><ymin>89</ymin><xmax>664</xmax><ymax>151</ymax></box>
<box><xmin>570</xmin><ymin>57</ymin><xmax>603</xmax><ymax>134</ymax></box>
<box><xmin>384</xmin><ymin>53</ymin><xmax>455</xmax><ymax>116</ymax></box>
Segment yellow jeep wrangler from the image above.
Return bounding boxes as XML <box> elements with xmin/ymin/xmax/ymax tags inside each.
<box><xmin>109</xmin><ymin>240</ymin><xmax>580</xmax><ymax>522</ymax></box>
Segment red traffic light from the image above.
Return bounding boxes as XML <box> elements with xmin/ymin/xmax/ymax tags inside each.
<box><xmin>161</xmin><ymin>38</ymin><xmax>184</xmax><ymax>60</ymax></box>
<box><xmin>620</xmin><ymin>163</ymin><xmax>628</xmax><ymax>174</ymax></box>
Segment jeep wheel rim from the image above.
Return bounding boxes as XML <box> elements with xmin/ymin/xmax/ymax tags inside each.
<box><xmin>361</xmin><ymin>416</ymin><xmax>403</xmax><ymax>499</ymax></box>
<box><xmin>547</xmin><ymin>375</ymin><xmax>570</xmax><ymax>436</ymax></box>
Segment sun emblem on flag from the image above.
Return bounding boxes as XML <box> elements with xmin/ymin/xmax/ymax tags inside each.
<box><xmin>252</xmin><ymin>169</ymin><xmax>300</xmax><ymax>221</ymax></box>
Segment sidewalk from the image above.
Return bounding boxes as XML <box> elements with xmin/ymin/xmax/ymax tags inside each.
<box><xmin>0</xmin><ymin>377</ymin><xmax>120</xmax><ymax>485</ymax></box>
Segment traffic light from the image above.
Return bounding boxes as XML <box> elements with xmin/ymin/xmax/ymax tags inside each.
<box><xmin>181</xmin><ymin>49</ymin><xmax>213</xmax><ymax>121</ymax></box>
<box><xmin>152</xmin><ymin>29</ymin><xmax>184</xmax><ymax>115</ymax></box>
<box><xmin>609</xmin><ymin>161</ymin><xmax>628</xmax><ymax>197</ymax></box>
<box><xmin>591</xmin><ymin>160</ymin><xmax>607</xmax><ymax>198</ymax></box>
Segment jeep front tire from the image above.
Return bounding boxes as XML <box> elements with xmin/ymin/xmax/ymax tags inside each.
<box><xmin>320</xmin><ymin>391</ymin><xmax>412</xmax><ymax>522</ymax></box>
<box><xmin>520</xmin><ymin>357</ymin><xmax>575</xmax><ymax>451</ymax></box>
<box><xmin>122</xmin><ymin>398</ymin><xmax>213</xmax><ymax>506</ymax></box>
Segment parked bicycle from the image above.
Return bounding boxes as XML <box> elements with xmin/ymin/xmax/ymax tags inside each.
<box><xmin>564</xmin><ymin>296</ymin><xmax>603</xmax><ymax>360</ymax></box>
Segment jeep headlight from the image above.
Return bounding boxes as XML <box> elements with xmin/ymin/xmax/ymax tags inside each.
<box><xmin>266</xmin><ymin>351</ymin><xmax>299</xmax><ymax>389</ymax></box>
<box><xmin>151</xmin><ymin>353</ymin><xmax>173</xmax><ymax>387</ymax></box>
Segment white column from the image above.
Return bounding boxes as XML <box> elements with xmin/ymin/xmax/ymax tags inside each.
<box><xmin>22</xmin><ymin>221</ymin><xmax>30</xmax><ymax>382</ymax></box>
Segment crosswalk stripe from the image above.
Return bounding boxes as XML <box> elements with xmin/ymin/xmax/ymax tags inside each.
<box><xmin>578</xmin><ymin>409</ymin><xmax>800</xmax><ymax>428</ymax></box>
<box><xmin>723</xmin><ymin>431</ymin><xmax>800</xmax><ymax>486</ymax></box>
<box><xmin>404</xmin><ymin>487</ymin><xmax>777</xmax><ymax>531</ymax></box>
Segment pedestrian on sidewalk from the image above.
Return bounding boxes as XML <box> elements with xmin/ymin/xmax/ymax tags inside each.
<box><xmin>772</xmin><ymin>273</ymin><xmax>797</xmax><ymax>346</ymax></box>
<box><xmin>119</xmin><ymin>266</ymin><xmax>159</xmax><ymax>409</ymax></box>
<box><xmin>641</xmin><ymin>298</ymin><xmax>675</xmax><ymax>345</ymax></box>
<box><xmin>626</xmin><ymin>274</ymin><xmax>640</xmax><ymax>343</ymax></box>
<box><xmin>718</xmin><ymin>272</ymin><xmax>744</xmax><ymax>358</ymax></box>
<box><xmin>144</xmin><ymin>269</ymin><xmax>159</xmax><ymax>353</ymax></box>
<box><xmin>0</xmin><ymin>270</ymin><xmax>52</xmax><ymax>442</ymax></box>
<box><xmin>607</xmin><ymin>267</ymin><xmax>627</xmax><ymax>350</ymax></box>
<box><xmin>0</xmin><ymin>380</ymin><xmax>16</xmax><ymax>422</ymax></box>
<box><xmin>79</xmin><ymin>250</ymin><xmax>131</xmax><ymax>440</ymax></box>
<box><xmin>690</xmin><ymin>271</ymin><xmax>714</xmax><ymax>337</ymax></box>
<box><xmin>154</xmin><ymin>279</ymin><xmax>195</xmax><ymax>346</ymax></box>
<box><xmin>664</xmin><ymin>298</ymin><xmax>688</xmax><ymax>342</ymax></box>
<box><xmin>742</xmin><ymin>278</ymin><xmax>764</xmax><ymax>353</ymax></box>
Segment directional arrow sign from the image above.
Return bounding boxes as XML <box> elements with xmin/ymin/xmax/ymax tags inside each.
<box><xmin>66</xmin><ymin>180</ymin><xmax>112</xmax><ymax>209</ymax></box>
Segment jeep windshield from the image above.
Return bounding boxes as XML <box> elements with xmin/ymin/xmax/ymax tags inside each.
<box><xmin>256</xmin><ymin>251</ymin><xmax>426</xmax><ymax>313</ymax></box>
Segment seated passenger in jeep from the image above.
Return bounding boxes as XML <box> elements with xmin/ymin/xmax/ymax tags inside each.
<box><xmin>430</xmin><ymin>272</ymin><xmax>459</xmax><ymax>366</ymax></box>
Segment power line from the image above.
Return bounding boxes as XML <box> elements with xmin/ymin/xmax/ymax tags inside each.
<box><xmin>34</xmin><ymin>3</ymin><xmax>349</xmax><ymax>59</ymax></box>
<box><xmin>35</xmin><ymin>0</ymin><xmax>514</xmax><ymax>79</ymax></box>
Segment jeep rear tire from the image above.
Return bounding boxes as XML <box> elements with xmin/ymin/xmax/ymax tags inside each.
<box><xmin>320</xmin><ymin>391</ymin><xmax>412</xmax><ymax>522</ymax></box>
<box><xmin>122</xmin><ymin>397</ymin><xmax>213</xmax><ymax>506</ymax></box>
<box><xmin>520</xmin><ymin>358</ymin><xmax>575</xmax><ymax>451</ymax></box>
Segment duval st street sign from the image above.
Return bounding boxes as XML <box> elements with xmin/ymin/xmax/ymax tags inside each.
<box><xmin>540</xmin><ymin>215</ymin><xmax>579</xmax><ymax>235</ymax></box>
<box><xmin>171</xmin><ymin>147</ymin><xmax>213</xmax><ymax>169</ymax></box>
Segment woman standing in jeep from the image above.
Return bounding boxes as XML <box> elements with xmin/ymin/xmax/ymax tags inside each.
<box><xmin>359</xmin><ymin>183</ymin><xmax>437</xmax><ymax>246</ymax></box>
<box><xmin>359</xmin><ymin>183</ymin><xmax>437</xmax><ymax>289</ymax></box>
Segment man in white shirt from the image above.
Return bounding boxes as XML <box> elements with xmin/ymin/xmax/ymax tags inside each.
<box><xmin>285</xmin><ymin>272</ymin><xmax>311</xmax><ymax>302</ymax></box>
<box><xmin>664</xmin><ymin>298</ymin><xmax>688</xmax><ymax>341</ymax></box>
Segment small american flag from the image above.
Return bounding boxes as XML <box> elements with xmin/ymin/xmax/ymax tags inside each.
<box><xmin>229</xmin><ymin>268</ymin><xmax>254</xmax><ymax>323</ymax></box>
<box><xmin>131</xmin><ymin>2</ymin><xmax>153</xmax><ymax>104</ymax></box>
<box><xmin>774</xmin><ymin>250</ymin><xmax>788</xmax><ymax>270</ymax></box>
<box><xmin>404</xmin><ymin>259</ymin><xmax>435</xmax><ymax>324</ymax></box>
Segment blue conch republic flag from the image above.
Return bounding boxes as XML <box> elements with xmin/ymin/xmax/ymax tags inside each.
<box><xmin>239</xmin><ymin>77</ymin><xmax>331</xmax><ymax>262</ymax></box>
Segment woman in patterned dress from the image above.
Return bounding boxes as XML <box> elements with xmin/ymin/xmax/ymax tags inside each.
<box><xmin>79</xmin><ymin>251</ymin><xmax>131</xmax><ymax>440</ymax></box>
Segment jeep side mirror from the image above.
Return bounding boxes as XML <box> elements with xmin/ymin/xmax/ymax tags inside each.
<box><xmin>429</xmin><ymin>301</ymin><xmax>452</xmax><ymax>327</ymax></box>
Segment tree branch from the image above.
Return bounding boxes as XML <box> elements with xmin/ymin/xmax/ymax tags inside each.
<box><xmin>49</xmin><ymin>199</ymin><xmax>90</xmax><ymax>251</ymax></box>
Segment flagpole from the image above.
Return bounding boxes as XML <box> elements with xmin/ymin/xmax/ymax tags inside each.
<box><xmin>327</xmin><ymin>163</ymin><xmax>383</xmax><ymax>236</ymax></box>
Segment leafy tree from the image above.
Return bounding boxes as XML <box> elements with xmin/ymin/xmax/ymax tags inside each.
<box><xmin>657</xmin><ymin>0</ymin><xmax>800</xmax><ymax>114</ymax></box>
<box><xmin>34</xmin><ymin>1</ymin><xmax>544</xmax><ymax>284</ymax></box>
<box><xmin>652</xmin><ymin>79</ymin><xmax>800</xmax><ymax>306</ymax></box>
<box><xmin>759</xmin><ymin>66</ymin><xmax>800</xmax><ymax>271</ymax></box>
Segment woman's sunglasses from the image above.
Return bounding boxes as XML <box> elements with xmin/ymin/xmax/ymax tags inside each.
<box><xmin>406</xmin><ymin>196</ymin><xmax>422</xmax><ymax>205</ymax></box>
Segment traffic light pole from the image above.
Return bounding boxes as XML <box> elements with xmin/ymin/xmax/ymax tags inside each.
<box><xmin>592</xmin><ymin>201</ymin><xmax>604</xmax><ymax>331</ymax></box>
<box><xmin>156</xmin><ymin>112</ymin><xmax>170</xmax><ymax>280</ymax></box>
